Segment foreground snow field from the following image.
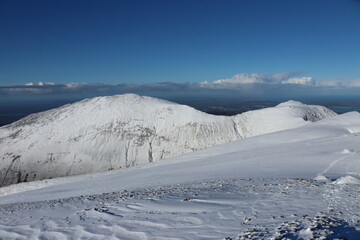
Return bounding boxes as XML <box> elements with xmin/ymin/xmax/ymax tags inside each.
<box><xmin>0</xmin><ymin>105</ymin><xmax>360</xmax><ymax>239</ymax></box>
<box><xmin>1</xmin><ymin>178</ymin><xmax>359</xmax><ymax>240</ymax></box>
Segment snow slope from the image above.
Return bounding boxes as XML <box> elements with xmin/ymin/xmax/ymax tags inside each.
<box><xmin>0</xmin><ymin>94</ymin><xmax>335</xmax><ymax>187</ymax></box>
<box><xmin>234</xmin><ymin>100</ymin><xmax>336</xmax><ymax>137</ymax></box>
<box><xmin>0</xmin><ymin>110</ymin><xmax>359</xmax><ymax>240</ymax></box>
<box><xmin>0</xmin><ymin>111</ymin><xmax>358</xmax><ymax>204</ymax></box>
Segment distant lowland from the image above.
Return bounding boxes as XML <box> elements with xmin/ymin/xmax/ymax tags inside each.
<box><xmin>0</xmin><ymin>97</ymin><xmax>360</xmax><ymax>127</ymax></box>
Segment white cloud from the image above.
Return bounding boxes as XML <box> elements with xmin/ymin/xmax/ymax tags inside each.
<box><xmin>200</xmin><ymin>72</ymin><xmax>303</xmax><ymax>89</ymax></box>
<box><xmin>25</xmin><ymin>82</ymin><xmax>56</xmax><ymax>86</ymax></box>
<box><xmin>348</xmin><ymin>79</ymin><xmax>360</xmax><ymax>87</ymax></box>
<box><xmin>282</xmin><ymin>77</ymin><xmax>314</xmax><ymax>85</ymax></box>
<box><xmin>64</xmin><ymin>82</ymin><xmax>89</xmax><ymax>89</ymax></box>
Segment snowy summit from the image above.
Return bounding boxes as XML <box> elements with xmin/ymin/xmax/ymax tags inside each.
<box><xmin>0</xmin><ymin>94</ymin><xmax>335</xmax><ymax>187</ymax></box>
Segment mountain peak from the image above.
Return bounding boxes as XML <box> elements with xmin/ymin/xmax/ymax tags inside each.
<box><xmin>78</xmin><ymin>93</ymin><xmax>176</xmax><ymax>106</ymax></box>
<box><xmin>276</xmin><ymin>100</ymin><xmax>305</xmax><ymax>107</ymax></box>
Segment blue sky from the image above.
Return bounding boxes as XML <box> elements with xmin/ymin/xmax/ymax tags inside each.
<box><xmin>0</xmin><ymin>0</ymin><xmax>360</xmax><ymax>100</ymax></box>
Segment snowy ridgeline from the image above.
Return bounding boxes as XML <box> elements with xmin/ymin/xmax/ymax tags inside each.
<box><xmin>0</xmin><ymin>94</ymin><xmax>336</xmax><ymax>187</ymax></box>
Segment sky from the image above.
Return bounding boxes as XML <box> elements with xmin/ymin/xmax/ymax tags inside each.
<box><xmin>1</xmin><ymin>0</ymin><xmax>360</xmax><ymax>101</ymax></box>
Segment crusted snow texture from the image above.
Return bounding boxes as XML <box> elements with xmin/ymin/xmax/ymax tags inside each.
<box><xmin>0</xmin><ymin>94</ymin><xmax>336</xmax><ymax>186</ymax></box>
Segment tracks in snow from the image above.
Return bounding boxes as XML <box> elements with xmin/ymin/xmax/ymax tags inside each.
<box><xmin>2</xmin><ymin>178</ymin><xmax>359</xmax><ymax>239</ymax></box>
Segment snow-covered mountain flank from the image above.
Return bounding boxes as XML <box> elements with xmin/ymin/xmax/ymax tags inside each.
<box><xmin>0</xmin><ymin>94</ymin><xmax>336</xmax><ymax>187</ymax></box>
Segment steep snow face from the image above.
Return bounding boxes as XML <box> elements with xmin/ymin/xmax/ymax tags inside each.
<box><xmin>234</xmin><ymin>100</ymin><xmax>336</xmax><ymax>138</ymax></box>
<box><xmin>0</xmin><ymin>95</ymin><xmax>336</xmax><ymax>187</ymax></box>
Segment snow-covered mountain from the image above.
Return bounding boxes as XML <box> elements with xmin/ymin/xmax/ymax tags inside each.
<box><xmin>0</xmin><ymin>94</ymin><xmax>336</xmax><ymax>187</ymax></box>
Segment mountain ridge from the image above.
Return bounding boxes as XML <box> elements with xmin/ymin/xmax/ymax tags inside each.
<box><xmin>0</xmin><ymin>94</ymin><xmax>336</xmax><ymax>187</ymax></box>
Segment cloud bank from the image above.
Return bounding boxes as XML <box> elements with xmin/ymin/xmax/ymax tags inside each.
<box><xmin>282</xmin><ymin>77</ymin><xmax>314</xmax><ymax>85</ymax></box>
<box><xmin>200</xmin><ymin>72</ymin><xmax>304</xmax><ymax>88</ymax></box>
<box><xmin>1</xmin><ymin>72</ymin><xmax>359</xmax><ymax>101</ymax></box>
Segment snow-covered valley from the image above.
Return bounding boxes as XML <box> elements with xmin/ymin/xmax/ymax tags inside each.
<box><xmin>0</xmin><ymin>94</ymin><xmax>359</xmax><ymax>239</ymax></box>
